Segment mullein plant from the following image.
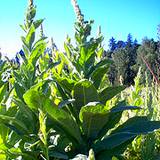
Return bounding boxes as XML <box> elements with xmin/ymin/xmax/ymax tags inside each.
<box><xmin>51</xmin><ymin>0</ymin><xmax>115</xmax><ymax>109</ymax></box>
<box><xmin>0</xmin><ymin>0</ymin><xmax>53</xmax><ymax>159</ymax></box>
<box><xmin>14</xmin><ymin>0</ymin><xmax>46</xmax><ymax>89</ymax></box>
<box><xmin>1</xmin><ymin>0</ymin><xmax>160</xmax><ymax>160</ymax></box>
<box><xmin>23</xmin><ymin>0</ymin><xmax>160</xmax><ymax>159</ymax></box>
<box><xmin>48</xmin><ymin>0</ymin><xmax>115</xmax><ymax>115</ymax></box>
<box><xmin>124</xmin><ymin>72</ymin><xmax>160</xmax><ymax>160</ymax></box>
<box><xmin>58</xmin><ymin>0</ymin><xmax>107</xmax><ymax>75</ymax></box>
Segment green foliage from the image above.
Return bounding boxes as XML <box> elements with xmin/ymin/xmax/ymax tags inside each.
<box><xmin>1</xmin><ymin>0</ymin><xmax>160</xmax><ymax>160</ymax></box>
<box><xmin>108</xmin><ymin>46</ymin><xmax>137</xmax><ymax>86</ymax></box>
<box><xmin>123</xmin><ymin>72</ymin><xmax>160</xmax><ymax>160</ymax></box>
<box><xmin>106</xmin><ymin>34</ymin><xmax>138</xmax><ymax>86</ymax></box>
<box><xmin>22</xmin><ymin>78</ymin><xmax>160</xmax><ymax>159</ymax></box>
<box><xmin>73</xmin><ymin>79</ymin><xmax>99</xmax><ymax>112</ymax></box>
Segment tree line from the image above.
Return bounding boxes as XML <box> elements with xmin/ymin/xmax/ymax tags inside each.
<box><xmin>105</xmin><ymin>31</ymin><xmax>160</xmax><ymax>86</ymax></box>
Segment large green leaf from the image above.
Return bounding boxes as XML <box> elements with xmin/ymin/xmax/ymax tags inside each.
<box><xmin>33</xmin><ymin>19</ymin><xmax>44</xmax><ymax>29</ymax></box>
<box><xmin>23</xmin><ymin>81</ymin><xmax>48</xmax><ymax>110</ymax></box>
<box><xmin>0</xmin><ymin>121</ymin><xmax>8</xmax><ymax>142</ymax></box>
<box><xmin>79</xmin><ymin>101</ymin><xmax>139</xmax><ymax>142</ymax></box>
<box><xmin>64</xmin><ymin>42</ymin><xmax>71</xmax><ymax>59</ymax></box>
<box><xmin>54</xmin><ymin>75</ymin><xmax>76</xmax><ymax>94</ymax></box>
<box><xmin>13</xmin><ymin>71</ymin><xmax>24</xmax><ymax>86</ymax></box>
<box><xmin>96</xmin><ymin>47</ymin><xmax>104</xmax><ymax>59</ymax></box>
<box><xmin>99</xmin><ymin>86</ymin><xmax>126</xmax><ymax>105</ymax></box>
<box><xmin>0</xmin><ymin>83</ymin><xmax>7</xmax><ymax>103</ymax></box>
<box><xmin>86</xmin><ymin>59</ymin><xmax>112</xmax><ymax>78</ymax></box>
<box><xmin>14</xmin><ymin>83</ymin><xmax>25</xmax><ymax>100</ymax></box>
<box><xmin>73</xmin><ymin>79</ymin><xmax>99</xmax><ymax>113</ymax></box>
<box><xmin>13</xmin><ymin>98</ymin><xmax>37</xmax><ymax>133</ymax></box>
<box><xmin>94</xmin><ymin>116</ymin><xmax>160</xmax><ymax>156</ymax></box>
<box><xmin>91</xmin><ymin>65</ymin><xmax>109</xmax><ymax>89</ymax></box>
<box><xmin>45</xmin><ymin>99</ymin><xmax>83</xmax><ymax>147</ymax></box>
<box><xmin>97</xmin><ymin>101</ymin><xmax>140</xmax><ymax>139</ymax></box>
<box><xmin>56</xmin><ymin>83</ymin><xmax>78</xmax><ymax>120</ymax></box>
<box><xmin>78</xmin><ymin>42</ymin><xmax>99</xmax><ymax>76</ymax></box>
<box><xmin>33</xmin><ymin>37</ymin><xmax>47</xmax><ymax>49</ymax></box>
<box><xmin>0</xmin><ymin>105</ymin><xmax>7</xmax><ymax>141</ymax></box>
<box><xmin>94</xmin><ymin>132</ymin><xmax>136</xmax><ymax>153</ymax></box>
<box><xmin>29</xmin><ymin>42</ymin><xmax>46</xmax><ymax>66</ymax></box>
<box><xmin>20</xmin><ymin>63</ymin><xmax>36</xmax><ymax>89</ymax></box>
<box><xmin>56</xmin><ymin>83</ymin><xmax>70</xmax><ymax>101</ymax></box>
<box><xmin>111</xmin><ymin>116</ymin><xmax>160</xmax><ymax>134</ymax></box>
<box><xmin>0</xmin><ymin>114</ymin><xmax>28</xmax><ymax>135</ymax></box>
<box><xmin>23</xmin><ymin>88</ymin><xmax>43</xmax><ymax>110</ymax></box>
<box><xmin>110</xmin><ymin>105</ymin><xmax>140</xmax><ymax>113</ymax></box>
<box><xmin>21</xmin><ymin>36</ymin><xmax>29</xmax><ymax>49</ymax></box>
<box><xmin>59</xmin><ymin>52</ymin><xmax>80</xmax><ymax>77</ymax></box>
<box><xmin>84</xmin><ymin>41</ymin><xmax>101</xmax><ymax>71</ymax></box>
<box><xmin>95</xmin><ymin>139</ymin><xmax>134</xmax><ymax>160</ymax></box>
<box><xmin>79</xmin><ymin>102</ymin><xmax>109</xmax><ymax>140</ymax></box>
<box><xmin>84</xmin><ymin>53</ymin><xmax>95</xmax><ymax>76</ymax></box>
<box><xmin>25</xmin><ymin>24</ymin><xmax>35</xmax><ymax>51</ymax></box>
<box><xmin>78</xmin><ymin>46</ymin><xmax>86</xmax><ymax>66</ymax></box>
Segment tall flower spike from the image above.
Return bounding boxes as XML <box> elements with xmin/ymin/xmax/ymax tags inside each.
<box><xmin>71</xmin><ymin>0</ymin><xmax>84</xmax><ymax>23</ymax></box>
<box><xmin>29</xmin><ymin>0</ymin><xmax>33</xmax><ymax>6</ymax></box>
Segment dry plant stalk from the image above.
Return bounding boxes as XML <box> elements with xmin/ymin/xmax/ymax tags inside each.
<box><xmin>29</xmin><ymin>0</ymin><xmax>33</xmax><ymax>6</ymax></box>
<box><xmin>141</xmin><ymin>56</ymin><xmax>160</xmax><ymax>84</ymax></box>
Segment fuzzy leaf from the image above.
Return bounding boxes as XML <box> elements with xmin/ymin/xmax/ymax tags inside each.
<box><xmin>33</xmin><ymin>19</ymin><xmax>44</xmax><ymax>29</ymax></box>
<box><xmin>91</xmin><ymin>65</ymin><xmax>110</xmax><ymax>89</ymax></box>
<box><xmin>0</xmin><ymin>84</ymin><xmax>7</xmax><ymax>103</ymax></box>
<box><xmin>73</xmin><ymin>79</ymin><xmax>99</xmax><ymax>113</ymax></box>
<box><xmin>45</xmin><ymin>99</ymin><xmax>83</xmax><ymax>147</ymax></box>
<box><xmin>30</xmin><ymin>42</ymin><xmax>46</xmax><ymax>66</ymax></box>
<box><xmin>94</xmin><ymin>116</ymin><xmax>160</xmax><ymax>156</ymax></box>
<box><xmin>99</xmin><ymin>86</ymin><xmax>126</xmax><ymax>105</ymax></box>
<box><xmin>26</xmin><ymin>24</ymin><xmax>35</xmax><ymax>50</ymax></box>
<box><xmin>79</xmin><ymin>102</ymin><xmax>109</xmax><ymax>140</ymax></box>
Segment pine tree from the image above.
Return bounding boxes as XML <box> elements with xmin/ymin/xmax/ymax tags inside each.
<box><xmin>133</xmin><ymin>39</ymin><xmax>138</xmax><ymax>46</ymax></box>
<box><xmin>126</xmin><ymin>33</ymin><xmax>133</xmax><ymax>47</ymax></box>
<box><xmin>116</xmin><ymin>40</ymin><xmax>126</xmax><ymax>48</ymax></box>
<box><xmin>109</xmin><ymin>37</ymin><xmax>117</xmax><ymax>51</ymax></box>
<box><xmin>107</xmin><ymin>34</ymin><xmax>138</xmax><ymax>85</ymax></box>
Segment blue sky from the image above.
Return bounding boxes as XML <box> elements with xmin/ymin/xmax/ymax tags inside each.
<box><xmin>0</xmin><ymin>0</ymin><xmax>160</xmax><ymax>58</ymax></box>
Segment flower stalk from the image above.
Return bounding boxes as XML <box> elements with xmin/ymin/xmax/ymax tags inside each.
<box><xmin>29</xmin><ymin>0</ymin><xmax>33</xmax><ymax>6</ymax></box>
<box><xmin>71</xmin><ymin>0</ymin><xmax>84</xmax><ymax>23</ymax></box>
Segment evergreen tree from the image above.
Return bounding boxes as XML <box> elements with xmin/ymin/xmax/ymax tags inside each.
<box><xmin>107</xmin><ymin>34</ymin><xmax>138</xmax><ymax>86</ymax></box>
<box><xmin>116</xmin><ymin>40</ymin><xmax>126</xmax><ymax>48</ymax></box>
<box><xmin>126</xmin><ymin>33</ymin><xmax>133</xmax><ymax>47</ymax></box>
<box><xmin>106</xmin><ymin>37</ymin><xmax>117</xmax><ymax>58</ymax></box>
<box><xmin>109</xmin><ymin>37</ymin><xmax>117</xmax><ymax>51</ymax></box>
<box><xmin>133</xmin><ymin>39</ymin><xmax>138</xmax><ymax>46</ymax></box>
<box><xmin>112</xmin><ymin>48</ymin><xmax>129</xmax><ymax>85</ymax></box>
